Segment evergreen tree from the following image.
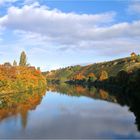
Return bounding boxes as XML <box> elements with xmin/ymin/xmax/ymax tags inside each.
<box><xmin>37</xmin><ymin>67</ymin><xmax>40</xmax><ymax>71</ymax></box>
<box><xmin>13</xmin><ymin>60</ymin><xmax>17</xmax><ymax>66</ymax></box>
<box><xmin>137</xmin><ymin>55</ymin><xmax>140</xmax><ymax>62</ymax></box>
<box><xmin>19</xmin><ymin>51</ymin><xmax>27</xmax><ymax>66</ymax></box>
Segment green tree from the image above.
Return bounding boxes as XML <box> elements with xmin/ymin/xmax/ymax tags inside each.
<box><xmin>137</xmin><ymin>54</ymin><xmax>140</xmax><ymax>62</ymax></box>
<box><xmin>19</xmin><ymin>51</ymin><xmax>27</xmax><ymax>66</ymax></box>
<box><xmin>37</xmin><ymin>67</ymin><xmax>40</xmax><ymax>71</ymax></box>
<box><xmin>13</xmin><ymin>60</ymin><xmax>17</xmax><ymax>66</ymax></box>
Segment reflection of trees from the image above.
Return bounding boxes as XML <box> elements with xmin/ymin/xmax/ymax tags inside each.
<box><xmin>21</xmin><ymin>109</ymin><xmax>28</xmax><ymax>129</ymax></box>
<box><xmin>0</xmin><ymin>89</ymin><xmax>46</xmax><ymax>129</ymax></box>
<box><xmin>47</xmin><ymin>83</ymin><xmax>140</xmax><ymax>132</ymax></box>
<box><xmin>47</xmin><ymin>83</ymin><xmax>117</xmax><ymax>103</ymax></box>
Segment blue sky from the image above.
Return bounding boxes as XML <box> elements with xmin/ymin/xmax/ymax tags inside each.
<box><xmin>0</xmin><ymin>0</ymin><xmax>140</xmax><ymax>71</ymax></box>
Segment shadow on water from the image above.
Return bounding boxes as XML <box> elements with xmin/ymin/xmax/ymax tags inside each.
<box><xmin>47</xmin><ymin>83</ymin><xmax>140</xmax><ymax>132</ymax></box>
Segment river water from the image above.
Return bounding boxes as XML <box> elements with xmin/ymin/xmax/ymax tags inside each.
<box><xmin>0</xmin><ymin>84</ymin><xmax>140</xmax><ymax>139</ymax></box>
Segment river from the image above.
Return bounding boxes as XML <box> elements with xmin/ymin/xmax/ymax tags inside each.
<box><xmin>0</xmin><ymin>84</ymin><xmax>140</xmax><ymax>139</ymax></box>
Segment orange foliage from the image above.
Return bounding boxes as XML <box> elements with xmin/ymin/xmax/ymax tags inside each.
<box><xmin>0</xmin><ymin>89</ymin><xmax>46</xmax><ymax>128</ymax></box>
<box><xmin>88</xmin><ymin>73</ymin><xmax>96</xmax><ymax>78</ymax></box>
<box><xmin>73</xmin><ymin>74</ymin><xmax>85</xmax><ymax>80</ymax></box>
<box><xmin>75</xmin><ymin>86</ymin><xmax>86</xmax><ymax>93</ymax></box>
<box><xmin>0</xmin><ymin>65</ymin><xmax>46</xmax><ymax>93</ymax></box>
<box><xmin>99</xmin><ymin>70</ymin><xmax>108</xmax><ymax>81</ymax></box>
<box><xmin>99</xmin><ymin>89</ymin><xmax>109</xmax><ymax>99</ymax></box>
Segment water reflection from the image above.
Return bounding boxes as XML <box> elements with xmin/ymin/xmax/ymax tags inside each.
<box><xmin>0</xmin><ymin>84</ymin><xmax>140</xmax><ymax>138</ymax></box>
<box><xmin>47</xmin><ymin>83</ymin><xmax>140</xmax><ymax>133</ymax></box>
<box><xmin>0</xmin><ymin>89</ymin><xmax>46</xmax><ymax>129</ymax></box>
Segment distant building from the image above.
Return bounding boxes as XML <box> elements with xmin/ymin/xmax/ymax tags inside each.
<box><xmin>131</xmin><ymin>52</ymin><xmax>137</xmax><ymax>58</ymax></box>
<box><xmin>3</xmin><ymin>62</ymin><xmax>12</xmax><ymax>68</ymax></box>
<box><xmin>28</xmin><ymin>66</ymin><xmax>36</xmax><ymax>71</ymax></box>
<box><xmin>131</xmin><ymin>52</ymin><xmax>137</xmax><ymax>62</ymax></box>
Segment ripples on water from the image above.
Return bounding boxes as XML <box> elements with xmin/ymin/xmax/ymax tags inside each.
<box><xmin>0</xmin><ymin>84</ymin><xmax>140</xmax><ymax>139</ymax></box>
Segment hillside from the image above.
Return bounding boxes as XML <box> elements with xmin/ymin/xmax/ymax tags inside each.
<box><xmin>43</xmin><ymin>53</ymin><xmax>140</xmax><ymax>83</ymax></box>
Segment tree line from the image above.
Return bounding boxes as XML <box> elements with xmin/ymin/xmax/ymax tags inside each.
<box><xmin>0</xmin><ymin>51</ymin><xmax>46</xmax><ymax>94</ymax></box>
<box><xmin>66</xmin><ymin>52</ymin><xmax>140</xmax><ymax>92</ymax></box>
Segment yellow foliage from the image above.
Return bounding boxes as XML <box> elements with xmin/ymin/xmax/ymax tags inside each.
<box><xmin>73</xmin><ymin>74</ymin><xmax>85</xmax><ymax>80</ymax></box>
<box><xmin>99</xmin><ymin>70</ymin><xmax>108</xmax><ymax>81</ymax></box>
<box><xmin>0</xmin><ymin>65</ymin><xmax>46</xmax><ymax>94</ymax></box>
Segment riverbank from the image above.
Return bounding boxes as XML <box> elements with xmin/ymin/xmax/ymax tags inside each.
<box><xmin>65</xmin><ymin>67</ymin><xmax>140</xmax><ymax>94</ymax></box>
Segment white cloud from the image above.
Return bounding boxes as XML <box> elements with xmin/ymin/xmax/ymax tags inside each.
<box><xmin>0</xmin><ymin>4</ymin><xmax>116</xmax><ymax>45</ymax></box>
<box><xmin>0</xmin><ymin>4</ymin><xmax>140</xmax><ymax>46</ymax></box>
<box><xmin>0</xmin><ymin>3</ymin><xmax>140</xmax><ymax>70</ymax></box>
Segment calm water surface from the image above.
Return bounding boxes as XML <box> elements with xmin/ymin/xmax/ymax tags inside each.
<box><xmin>0</xmin><ymin>85</ymin><xmax>140</xmax><ymax>139</ymax></box>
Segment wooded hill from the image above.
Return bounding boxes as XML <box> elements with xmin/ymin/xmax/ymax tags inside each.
<box><xmin>43</xmin><ymin>53</ymin><xmax>140</xmax><ymax>83</ymax></box>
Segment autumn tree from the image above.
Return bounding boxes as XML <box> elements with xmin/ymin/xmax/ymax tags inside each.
<box><xmin>19</xmin><ymin>51</ymin><xmax>27</xmax><ymax>66</ymax></box>
<box><xmin>74</xmin><ymin>74</ymin><xmax>85</xmax><ymax>81</ymax></box>
<box><xmin>99</xmin><ymin>70</ymin><xmax>108</xmax><ymax>81</ymax></box>
<box><xmin>13</xmin><ymin>60</ymin><xmax>17</xmax><ymax>66</ymax></box>
<box><xmin>87</xmin><ymin>73</ymin><xmax>97</xmax><ymax>82</ymax></box>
